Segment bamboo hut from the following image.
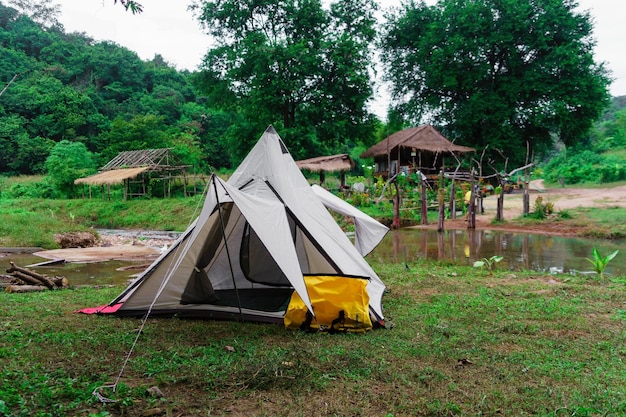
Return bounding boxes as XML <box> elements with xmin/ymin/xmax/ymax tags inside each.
<box><xmin>74</xmin><ymin>148</ymin><xmax>190</xmax><ymax>200</ymax></box>
<box><xmin>361</xmin><ymin>125</ymin><xmax>475</xmax><ymax>181</ymax></box>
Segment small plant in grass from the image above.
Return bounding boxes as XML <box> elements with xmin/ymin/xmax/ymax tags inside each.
<box><xmin>558</xmin><ymin>209</ymin><xmax>572</xmax><ymax>219</ymax></box>
<box><xmin>586</xmin><ymin>247</ymin><xmax>619</xmax><ymax>278</ymax></box>
<box><xmin>473</xmin><ymin>255</ymin><xmax>504</xmax><ymax>274</ymax></box>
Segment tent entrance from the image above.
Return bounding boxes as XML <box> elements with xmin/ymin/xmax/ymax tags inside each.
<box><xmin>180</xmin><ymin>202</ymin><xmax>295</xmax><ymax>312</ymax></box>
<box><xmin>194</xmin><ymin>288</ymin><xmax>293</xmax><ymax>312</ymax></box>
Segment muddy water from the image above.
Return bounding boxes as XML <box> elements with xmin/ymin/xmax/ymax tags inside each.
<box><xmin>2</xmin><ymin>229</ymin><xmax>625</xmax><ymax>286</ymax></box>
<box><xmin>367</xmin><ymin>229</ymin><xmax>626</xmax><ymax>276</ymax></box>
<box><xmin>0</xmin><ymin>252</ymin><xmax>147</xmax><ymax>286</ymax></box>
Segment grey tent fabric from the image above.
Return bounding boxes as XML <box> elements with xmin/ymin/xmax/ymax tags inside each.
<box><xmin>108</xmin><ymin>126</ymin><xmax>388</xmax><ymax>323</ymax></box>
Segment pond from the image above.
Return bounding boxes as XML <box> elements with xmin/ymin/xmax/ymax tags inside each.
<box><xmin>367</xmin><ymin>229</ymin><xmax>626</xmax><ymax>277</ymax></box>
<box><xmin>2</xmin><ymin>229</ymin><xmax>625</xmax><ymax>287</ymax></box>
<box><xmin>0</xmin><ymin>251</ymin><xmax>148</xmax><ymax>287</ymax></box>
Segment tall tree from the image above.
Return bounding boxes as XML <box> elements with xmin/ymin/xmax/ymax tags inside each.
<box><xmin>193</xmin><ymin>0</ymin><xmax>378</xmax><ymax>162</ymax></box>
<box><xmin>381</xmin><ymin>0</ymin><xmax>611</xmax><ymax>167</ymax></box>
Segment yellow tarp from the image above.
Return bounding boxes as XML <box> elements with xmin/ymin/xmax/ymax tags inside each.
<box><xmin>284</xmin><ymin>275</ymin><xmax>372</xmax><ymax>332</ymax></box>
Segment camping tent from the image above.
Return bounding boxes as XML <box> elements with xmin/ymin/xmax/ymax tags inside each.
<box><xmin>102</xmin><ymin>126</ymin><xmax>388</xmax><ymax>327</ymax></box>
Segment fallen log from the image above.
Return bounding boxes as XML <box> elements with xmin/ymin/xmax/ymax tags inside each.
<box><xmin>7</xmin><ymin>262</ymin><xmax>57</xmax><ymax>289</ymax></box>
<box><xmin>0</xmin><ymin>274</ymin><xmax>23</xmax><ymax>284</ymax></box>
<box><xmin>5</xmin><ymin>285</ymin><xmax>48</xmax><ymax>293</ymax></box>
<box><xmin>52</xmin><ymin>276</ymin><xmax>69</xmax><ymax>288</ymax></box>
<box><xmin>8</xmin><ymin>271</ymin><xmax>43</xmax><ymax>286</ymax></box>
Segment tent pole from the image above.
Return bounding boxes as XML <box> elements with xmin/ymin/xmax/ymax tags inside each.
<box><xmin>212</xmin><ymin>175</ymin><xmax>244</xmax><ymax>322</ymax></box>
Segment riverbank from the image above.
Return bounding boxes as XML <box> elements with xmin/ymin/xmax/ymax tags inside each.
<box><xmin>410</xmin><ymin>181</ymin><xmax>626</xmax><ymax>238</ymax></box>
<box><xmin>2</xmin><ymin>181</ymin><xmax>626</xmax><ymax>256</ymax></box>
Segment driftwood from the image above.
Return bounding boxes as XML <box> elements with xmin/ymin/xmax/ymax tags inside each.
<box><xmin>52</xmin><ymin>276</ymin><xmax>69</xmax><ymax>287</ymax></box>
<box><xmin>7</xmin><ymin>262</ymin><xmax>56</xmax><ymax>289</ymax></box>
<box><xmin>5</xmin><ymin>285</ymin><xmax>48</xmax><ymax>293</ymax></box>
<box><xmin>4</xmin><ymin>262</ymin><xmax>68</xmax><ymax>291</ymax></box>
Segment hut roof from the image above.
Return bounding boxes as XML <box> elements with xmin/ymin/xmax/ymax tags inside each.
<box><xmin>101</xmin><ymin>148</ymin><xmax>185</xmax><ymax>171</ymax></box>
<box><xmin>74</xmin><ymin>167</ymin><xmax>150</xmax><ymax>185</ymax></box>
<box><xmin>361</xmin><ymin>125</ymin><xmax>475</xmax><ymax>158</ymax></box>
<box><xmin>296</xmin><ymin>154</ymin><xmax>354</xmax><ymax>173</ymax></box>
<box><xmin>74</xmin><ymin>148</ymin><xmax>188</xmax><ymax>186</ymax></box>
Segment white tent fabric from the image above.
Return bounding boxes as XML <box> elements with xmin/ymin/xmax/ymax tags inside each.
<box><xmin>311</xmin><ymin>184</ymin><xmax>389</xmax><ymax>256</ymax></box>
<box><xmin>108</xmin><ymin>126</ymin><xmax>387</xmax><ymax>322</ymax></box>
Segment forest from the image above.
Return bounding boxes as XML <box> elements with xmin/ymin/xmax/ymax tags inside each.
<box><xmin>0</xmin><ymin>0</ymin><xmax>624</xmax><ymax>198</ymax></box>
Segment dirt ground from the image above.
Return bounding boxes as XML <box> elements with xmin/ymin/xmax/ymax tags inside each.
<box><xmin>415</xmin><ymin>180</ymin><xmax>626</xmax><ymax>235</ymax></box>
<box><xmin>33</xmin><ymin>233</ymin><xmax>171</xmax><ymax>263</ymax></box>
<box><xmin>32</xmin><ymin>181</ymin><xmax>626</xmax><ymax>263</ymax></box>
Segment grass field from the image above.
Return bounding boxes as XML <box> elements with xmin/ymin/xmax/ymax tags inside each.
<box><xmin>1</xmin><ymin>261</ymin><xmax>625</xmax><ymax>416</ymax></box>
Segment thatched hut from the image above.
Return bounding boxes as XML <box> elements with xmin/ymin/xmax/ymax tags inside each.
<box><xmin>74</xmin><ymin>148</ymin><xmax>190</xmax><ymax>199</ymax></box>
<box><xmin>361</xmin><ymin>125</ymin><xmax>475</xmax><ymax>180</ymax></box>
<box><xmin>296</xmin><ymin>154</ymin><xmax>354</xmax><ymax>187</ymax></box>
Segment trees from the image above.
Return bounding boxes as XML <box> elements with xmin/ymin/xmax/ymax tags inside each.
<box><xmin>44</xmin><ymin>140</ymin><xmax>96</xmax><ymax>197</ymax></box>
<box><xmin>381</xmin><ymin>0</ymin><xmax>611</xmax><ymax>167</ymax></box>
<box><xmin>193</xmin><ymin>0</ymin><xmax>378</xmax><ymax>162</ymax></box>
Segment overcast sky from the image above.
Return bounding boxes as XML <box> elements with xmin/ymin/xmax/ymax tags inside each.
<box><xmin>54</xmin><ymin>0</ymin><xmax>626</xmax><ymax>118</ymax></box>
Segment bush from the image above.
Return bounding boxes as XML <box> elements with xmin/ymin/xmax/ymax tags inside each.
<box><xmin>527</xmin><ymin>196</ymin><xmax>554</xmax><ymax>220</ymax></box>
<box><xmin>4</xmin><ymin>178</ymin><xmax>60</xmax><ymax>199</ymax></box>
<box><xmin>543</xmin><ymin>149</ymin><xmax>626</xmax><ymax>185</ymax></box>
<box><xmin>44</xmin><ymin>140</ymin><xmax>97</xmax><ymax>198</ymax></box>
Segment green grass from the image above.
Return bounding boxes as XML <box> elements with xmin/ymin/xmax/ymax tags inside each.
<box><xmin>0</xmin><ymin>197</ymin><xmax>204</xmax><ymax>248</ymax></box>
<box><xmin>1</xmin><ymin>262</ymin><xmax>625</xmax><ymax>416</ymax></box>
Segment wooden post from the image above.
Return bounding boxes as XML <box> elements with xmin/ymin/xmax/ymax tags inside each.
<box><xmin>496</xmin><ymin>174</ymin><xmax>504</xmax><ymax>222</ymax></box>
<box><xmin>523</xmin><ymin>174</ymin><xmax>530</xmax><ymax>215</ymax></box>
<box><xmin>437</xmin><ymin>187</ymin><xmax>445</xmax><ymax>232</ymax></box>
<box><xmin>420</xmin><ymin>178</ymin><xmax>428</xmax><ymax>225</ymax></box>
<box><xmin>467</xmin><ymin>171</ymin><xmax>476</xmax><ymax>229</ymax></box>
<box><xmin>392</xmin><ymin>181</ymin><xmax>401</xmax><ymax>229</ymax></box>
<box><xmin>449</xmin><ymin>180</ymin><xmax>456</xmax><ymax>219</ymax></box>
<box><xmin>437</xmin><ymin>169</ymin><xmax>445</xmax><ymax>232</ymax></box>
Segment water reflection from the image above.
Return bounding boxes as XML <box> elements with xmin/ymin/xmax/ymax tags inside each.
<box><xmin>2</xmin><ymin>229</ymin><xmax>624</xmax><ymax>287</ymax></box>
<box><xmin>367</xmin><ymin>229</ymin><xmax>626</xmax><ymax>276</ymax></box>
<box><xmin>0</xmin><ymin>252</ymin><xmax>145</xmax><ymax>287</ymax></box>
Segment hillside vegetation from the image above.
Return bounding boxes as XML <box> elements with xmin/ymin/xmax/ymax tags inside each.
<box><xmin>541</xmin><ymin>97</ymin><xmax>626</xmax><ymax>185</ymax></box>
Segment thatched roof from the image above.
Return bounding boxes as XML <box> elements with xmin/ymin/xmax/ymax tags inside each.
<box><xmin>361</xmin><ymin>125</ymin><xmax>475</xmax><ymax>158</ymax></box>
<box><xmin>296</xmin><ymin>154</ymin><xmax>354</xmax><ymax>172</ymax></box>
<box><xmin>74</xmin><ymin>167</ymin><xmax>149</xmax><ymax>185</ymax></box>
<box><xmin>74</xmin><ymin>148</ymin><xmax>188</xmax><ymax>186</ymax></box>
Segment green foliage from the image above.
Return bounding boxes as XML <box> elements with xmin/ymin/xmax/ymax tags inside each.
<box><xmin>44</xmin><ymin>140</ymin><xmax>96</xmax><ymax>197</ymax></box>
<box><xmin>472</xmin><ymin>255</ymin><xmax>503</xmax><ymax>274</ymax></box>
<box><xmin>586</xmin><ymin>247</ymin><xmax>619</xmax><ymax>278</ymax></box>
<box><xmin>543</xmin><ymin>150</ymin><xmax>626</xmax><ymax>185</ymax></box>
<box><xmin>193</xmin><ymin>0</ymin><xmax>379</xmax><ymax>162</ymax></box>
<box><xmin>100</xmin><ymin>115</ymin><xmax>170</xmax><ymax>160</ymax></box>
<box><xmin>541</xmin><ymin>97</ymin><xmax>626</xmax><ymax>186</ymax></box>
<box><xmin>0</xmin><ymin>3</ymin><xmax>216</xmax><ymax>177</ymax></box>
<box><xmin>525</xmin><ymin>196</ymin><xmax>554</xmax><ymax>220</ymax></box>
<box><xmin>381</xmin><ymin>0</ymin><xmax>611</xmax><ymax>168</ymax></box>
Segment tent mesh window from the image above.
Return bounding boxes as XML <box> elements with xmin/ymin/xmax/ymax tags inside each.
<box><xmin>240</xmin><ymin>222</ymin><xmax>292</xmax><ymax>287</ymax></box>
